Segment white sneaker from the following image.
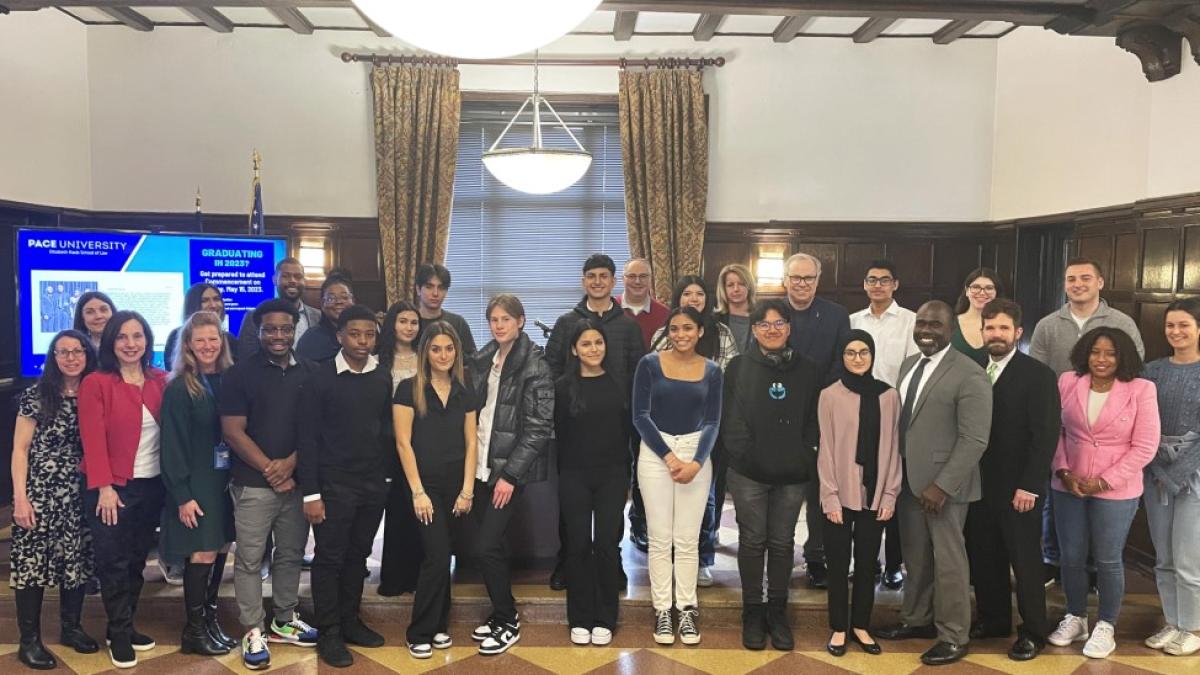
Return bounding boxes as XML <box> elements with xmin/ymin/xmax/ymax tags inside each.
<box><xmin>591</xmin><ymin>627</ymin><xmax>612</xmax><ymax>645</ymax></box>
<box><xmin>697</xmin><ymin>566</ymin><xmax>714</xmax><ymax>588</ymax></box>
<box><xmin>407</xmin><ymin>643</ymin><xmax>432</xmax><ymax>659</ymax></box>
<box><xmin>1146</xmin><ymin>625</ymin><xmax>1181</xmax><ymax>649</ymax></box>
<box><xmin>433</xmin><ymin>633</ymin><xmax>452</xmax><ymax>649</ymax></box>
<box><xmin>1165</xmin><ymin>631</ymin><xmax>1200</xmax><ymax>656</ymax></box>
<box><xmin>1048</xmin><ymin>614</ymin><xmax>1089</xmax><ymax>647</ymax></box>
<box><xmin>570</xmin><ymin>627</ymin><xmax>591</xmax><ymax>645</ymax></box>
<box><xmin>1082</xmin><ymin>621</ymin><xmax>1116</xmax><ymax>659</ymax></box>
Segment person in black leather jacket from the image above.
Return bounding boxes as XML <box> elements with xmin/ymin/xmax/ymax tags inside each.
<box><xmin>467</xmin><ymin>294</ymin><xmax>554</xmax><ymax>656</ymax></box>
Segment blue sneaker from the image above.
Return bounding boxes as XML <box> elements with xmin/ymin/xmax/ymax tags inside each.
<box><xmin>269</xmin><ymin>613</ymin><xmax>318</xmax><ymax>646</ymax></box>
<box><xmin>242</xmin><ymin>628</ymin><xmax>271</xmax><ymax>670</ymax></box>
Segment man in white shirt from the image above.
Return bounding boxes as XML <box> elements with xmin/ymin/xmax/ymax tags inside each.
<box><xmin>849</xmin><ymin>259</ymin><xmax>919</xmax><ymax>590</ymax></box>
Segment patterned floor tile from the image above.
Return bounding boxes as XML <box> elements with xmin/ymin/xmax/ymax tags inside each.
<box><xmin>352</xmin><ymin>645</ymin><xmax>479</xmax><ymax>673</ymax></box>
<box><xmin>803</xmin><ymin>648</ymin><xmax>924</xmax><ymax>675</ymax></box>
<box><xmin>55</xmin><ymin>643</ymin><xmax>181</xmax><ymax>675</ymax></box>
<box><xmin>584</xmin><ymin>648</ymin><xmax>709</xmax><ymax>674</ymax></box>
<box><xmin>515</xmin><ymin>646</ymin><xmax>634</xmax><ymax>674</ymax></box>
<box><xmin>746</xmin><ymin>651</ymin><xmax>860</xmax><ymax>674</ymax></box>
<box><xmin>649</xmin><ymin>646</ymin><xmax>786</xmax><ymax>674</ymax></box>
<box><xmin>965</xmin><ymin>653</ymin><xmax>1088</xmax><ymax>675</ymax></box>
<box><xmin>1110</xmin><ymin>653</ymin><xmax>1200</xmax><ymax>673</ymax></box>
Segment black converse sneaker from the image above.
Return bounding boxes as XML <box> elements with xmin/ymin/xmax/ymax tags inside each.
<box><xmin>473</xmin><ymin>613</ymin><xmax>519</xmax><ymax>641</ymax></box>
<box><xmin>478</xmin><ymin>620</ymin><xmax>520</xmax><ymax>656</ymax></box>
<box><xmin>407</xmin><ymin>642</ymin><xmax>433</xmax><ymax>659</ymax></box>
<box><xmin>654</xmin><ymin>609</ymin><xmax>675</xmax><ymax>645</ymax></box>
<box><xmin>679</xmin><ymin>606</ymin><xmax>701</xmax><ymax>645</ymax></box>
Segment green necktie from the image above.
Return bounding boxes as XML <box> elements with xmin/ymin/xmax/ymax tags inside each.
<box><xmin>987</xmin><ymin>361</ymin><xmax>999</xmax><ymax>384</ymax></box>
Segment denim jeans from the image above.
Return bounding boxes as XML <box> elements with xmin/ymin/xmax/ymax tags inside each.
<box><xmin>726</xmin><ymin>467</ymin><xmax>805</xmax><ymax>604</ymax></box>
<box><xmin>1144</xmin><ymin>477</ymin><xmax>1200</xmax><ymax>631</ymax></box>
<box><xmin>1052</xmin><ymin>490</ymin><xmax>1139</xmax><ymax>625</ymax></box>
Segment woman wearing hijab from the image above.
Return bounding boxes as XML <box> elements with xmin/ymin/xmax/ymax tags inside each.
<box><xmin>818</xmin><ymin>329</ymin><xmax>903</xmax><ymax>656</ymax></box>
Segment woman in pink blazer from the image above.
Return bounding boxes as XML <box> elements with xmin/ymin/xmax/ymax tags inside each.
<box><xmin>1046</xmin><ymin>327</ymin><xmax>1159</xmax><ymax>660</ymax></box>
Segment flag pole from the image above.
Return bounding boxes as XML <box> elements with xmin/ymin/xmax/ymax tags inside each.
<box><xmin>195</xmin><ymin>185</ymin><xmax>204</xmax><ymax>233</ymax></box>
<box><xmin>249</xmin><ymin>149</ymin><xmax>263</xmax><ymax>235</ymax></box>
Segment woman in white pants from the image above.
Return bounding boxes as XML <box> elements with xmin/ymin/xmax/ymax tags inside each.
<box><xmin>633</xmin><ymin>307</ymin><xmax>723</xmax><ymax>646</ymax></box>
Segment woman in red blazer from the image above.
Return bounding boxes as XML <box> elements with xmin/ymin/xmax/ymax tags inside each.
<box><xmin>1046</xmin><ymin>326</ymin><xmax>1159</xmax><ymax>660</ymax></box>
<box><xmin>79</xmin><ymin>310</ymin><xmax>169</xmax><ymax>670</ymax></box>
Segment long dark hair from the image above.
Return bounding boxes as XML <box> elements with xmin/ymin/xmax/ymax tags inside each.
<box><xmin>72</xmin><ymin>291</ymin><xmax>116</xmax><ymax>334</ymax></box>
<box><xmin>560</xmin><ymin>318</ymin><xmax>620</xmax><ymax>417</ymax></box>
<box><xmin>654</xmin><ymin>275</ymin><xmax>718</xmax><ymax>358</ymax></box>
<box><xmin>37</xmin><ymin>330</ymin><xmax>97</xmax><ymax>424</ymax></box>
<box><xmin>953</xmin><ymin>267</ymin><xmax>1005</xmax><ymax>315</ymax></box>
<box><xmin>182</xmin><ymin>282</ymin><xmax>224</xmax><ymax>321</ymax></box>
<box><xmin>1070</xmin><ymin>326</ymin><xmax>1143</xmax><ymax>382</ymax></box>
<box><xmin>378</xmin><ymin>300</ymin><xmax>421</xmax><ymax>371</ymax></box>
<box><xmin>98</xmin><ymin>310</ymin><xmax>155</xmax><ymax>373</ymax></box>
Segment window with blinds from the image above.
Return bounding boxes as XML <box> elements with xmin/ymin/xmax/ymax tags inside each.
<box><xmin>442</xmin><ymin>100</ymin><xmax>631</xmax><ymax>346</ymax></box>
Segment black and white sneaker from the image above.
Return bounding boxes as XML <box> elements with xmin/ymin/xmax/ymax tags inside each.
<box><xmin>107</xmin><ymin>634</ymin><xmax>137</xmax><ymax>669</ymax></box>
<box><xmin>433</xmin><ymin>633</ymin><xmax>453</xmax><ymax>649</ymax></box>
<box><xmin>408</xmin><ymin>642</ymin><xmax>433</xmax><ymax>659</ymax></box>
<box><xmin>478</xmin><ymin>622</ymin><xmax>520</xmax><ymax>656</ymax></box>
<box><xmin>472</xmin><ymin>613</ymin><xmax>519</xmax><ymax>641</ymax></box>
<box><xmin>679</xmin><ymin>606</ymin><xmax>701</xmax><ymax>645</ymax></box>
<box><xmin>654</xmin><ymin>609</ymin><xmax>675</xmax><ymax>645</ymax></box>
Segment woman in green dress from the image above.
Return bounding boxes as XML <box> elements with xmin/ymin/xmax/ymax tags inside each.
<box><xmin>952</xmin><ymin>267</ymin><xmax>1003</xmax><ymax>362</ymax></box>
<box><xmin>160</xmin><ymin>311</ymin><xmax>236</xmax><ymax>656</ymax></box>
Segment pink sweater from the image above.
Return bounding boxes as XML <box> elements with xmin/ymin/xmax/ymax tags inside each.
<box><xmin>817</xmin><ymin>382</ymin><xmax>903</xmax><ymax>513</ymax></box>
<box><xmin>1052</xmin><ymin>372</ymin><xmax>1160</xmax><ymax>500</ymax></box>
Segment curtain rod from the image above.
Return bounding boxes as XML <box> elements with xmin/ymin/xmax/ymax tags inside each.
<box><xmin>339</xmin><ymin>52</ymin><xmax>725</xmax><ymax>69</ymax></box>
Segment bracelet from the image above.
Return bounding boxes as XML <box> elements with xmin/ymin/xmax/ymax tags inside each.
<box><xmin>459</xmin><ymin>492</ymin><xmax>474</xmax><ymax>501</ymax></box>
<box><xmin>412</xmin><ymin>489</ymin><xmax>426</xmax><ymax>499</ymax></box>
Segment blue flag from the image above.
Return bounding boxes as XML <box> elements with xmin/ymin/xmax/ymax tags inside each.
<box><xmin>249</xmin><ymin>177</ymin><xmax>264</xmax><ymax>236</ymax></box>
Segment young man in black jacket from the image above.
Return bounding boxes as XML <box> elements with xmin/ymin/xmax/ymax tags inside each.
<box><xmin>722</xmin><ymin>299</ymin><xmax>821</xmax><ymax>651</ymax></box>
<box><xmin>298</xmin><ymin>304</ymin><xmax>393</xmax><ymax>668</ymax></box>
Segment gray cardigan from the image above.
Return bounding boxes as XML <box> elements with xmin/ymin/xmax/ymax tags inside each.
<box><xmin>1028</xmin><ymin>300</ymin><xmax>1144</xmax><ymax>375</ymax></box>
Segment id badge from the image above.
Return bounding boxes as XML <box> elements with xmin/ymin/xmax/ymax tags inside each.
<box><xmin>214</xmin><ymin>442</ymin><xmax>232</xmax><ymax>470</ymax></box>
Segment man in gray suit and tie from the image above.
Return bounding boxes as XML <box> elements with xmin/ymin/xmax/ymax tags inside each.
<box><xmin>877</xmin><ymin>301</ymin><xmax>992</xmax><ymax>666</ymax></box>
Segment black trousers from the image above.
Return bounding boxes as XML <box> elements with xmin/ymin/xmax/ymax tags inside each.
<box><xmin>311</xmin><ymin>479</ymin><xmax>387</xmax><ymax>631</ymax></box>
<box><xmin>967</xmin><ymin>496</ymin><xmax>1048</xmax><ymax>639</ymax></box>
<box><xmin>560</xmin><ymin>464</ymin><xmax>628</xmax><ymax>630</ymax></box>
<box><xmin>380</xmin><ymin>477</ymin><xmax>424</xmax><ymax>595</ymax></box>
<box><xmin>407</xmin><ymin>462</ymin><xmax>464</xmax><ymax>644</ymax></box>
<box><xmin>628</xmin><ymin>432</ymin><xmax>646</xmax><ymax>538</ymax></box>
<box><xmin>473</xmin><ymin>479</ymin><xmax>522</xmax><ymax>624</ymax></box>
<box><xmin>824</xmin><ymin>508</ymin><xmax>885</xmax><ymax>631</ymax></box>
<box><xmin>84</xmin><ymin>478</ymin><xmax>165</xmax><ymax>639</ymax></box>
<box><xmin>884</xmin><ymin>516</ymin><xmax>903</xmax><ymax>570</ymax></box>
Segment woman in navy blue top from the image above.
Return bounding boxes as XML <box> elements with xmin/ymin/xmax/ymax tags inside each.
<box><xmin>633</xmin><ymin>306</ymin><xmax>722</xmax><ymax>647</ymax></box>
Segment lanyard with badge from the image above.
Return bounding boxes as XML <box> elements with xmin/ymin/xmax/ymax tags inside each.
<box><xmin>201</xmin><ymin>375</ymin><xmax>232</xmax><ymax>470</ymax></box>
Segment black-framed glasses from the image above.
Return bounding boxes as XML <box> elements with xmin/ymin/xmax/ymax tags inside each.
<box><xmin>54</xmin><ymin>348</ymin><xmax>86</xmax><ymax>359</ymax></box>
<box><xmin>753</xmin><ymin>319</ymin><xmax>788</xmax><ymax>332</ymax></box>
<box><xmin>967</xmin><ymin>284</ymin><xmax>996</xmax><ymax>295</ymax></box>
<box><xmin>865</xmin><ymin>276</ymin><xmax>894</xmax><ymax>287</ymax></box>
<box><xmin>843</xmin><ymin>349</ymin><xmax>872</xmax><ymax>360</ymax></box>
<box><xmin>787</xmin><ymin>275</ymin><xmax>818</xmax><ymax>286</ymax></box>
<box><xmin>260</xmin><ymin>325</ymin><xmax>296</xmax><ymax>336</ymax></box>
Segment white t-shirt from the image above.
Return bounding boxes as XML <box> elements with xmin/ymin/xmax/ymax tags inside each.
<box><xmin>131</xmin><ymin>404</ymin><xmax>161</xmax><ymax>479</ymax></box>
<box><xmin>1087</xmin><ymin>389</ymin><xmax>1109</xmax><ymax>428</ymax></box>
<box><xmin>1070</xmin><ymin>311</ymin><xmax>1091</xmax><ymax>332</ymax></box>
<box><xmin>476</xmin><ymin>353</ymin><xmax>502</xmax><ymax>482</ymax></box>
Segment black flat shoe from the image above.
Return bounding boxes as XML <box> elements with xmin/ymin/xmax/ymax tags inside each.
<box><xmin>826</xmin><ymin>634</ymin><xmax>847</xmax><ymax>657</ymax></box>
<box><xmin>1008</xmin><ymin>635</ymin><xmax>1043</xmax><ymax>661</ymax></box>
<box><xmin>549</xmin><ymin>567</ymin><xmax>567</xmax><ymax>592</ymax></box>
<box><xmin>970</xmin><ymin>623</ymin><xmax>1012</xmax><ymax>640</ymax></box>
<box><xmin>921</xmin><ymin>641</ymin><xmax>967</xmax><ymax>666</ymax></box>
<box><xmin>851</xmin><ymin>630</ymin><xmax>882</xmax><ymax>655</ymax></box>
<box><xmin>876</xmin><ymin>623</ymin><xmax>937</xmax><ymax>640</ymax></box>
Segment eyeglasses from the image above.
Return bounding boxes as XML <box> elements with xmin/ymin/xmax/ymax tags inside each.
<box><xmin>260</xmin><ymin>326</ymin><xmax>296</xmax><ymax>336</ymax></box>
<box><xmin>787</xmin><ymin>275</ymin><xmax>818</xmax><ymax>287</ymax></box>
<box><xmin>753</xmin><ymin>319</ymin><xmax>788</xmax><ymax>332</ymax></box>
<box><xmin>54</xmin><ymin>348</ymin><xmax>86</xmax><ymax>359</ymax></box>
<box><xmin>967</xmin><ymin>284</ymin><xmax>996</xmax><ymax>295</ymax></box>
<box><xmin>843</xmin><ymin>349</ymin><xmax>872</xmax><ymax>360</ymax></box>
<box><xmin>323</xmin><ymin>294</ymin><xmax>353</xmax><ymax>304</ymax></box>
<box><xmin>865</xmin><ymin>276</ymin><xmax>895</xmax><ymax>287</ymax></box>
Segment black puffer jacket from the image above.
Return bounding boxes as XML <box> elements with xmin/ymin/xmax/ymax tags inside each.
<box><xmin>469</xmin><ymin>332</ymin><xmax>555</xmax><ymax>486</ymax></box>
<box><xmin>545</xmin><ymin>296</ymin><xmax>645</xmax><ymax>391</ymax></box>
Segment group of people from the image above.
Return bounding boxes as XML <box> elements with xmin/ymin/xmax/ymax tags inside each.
<box><xmin>9</xmin><ymin>249</ymin><xmax>1199</xmax><ymax>670</ymax></box>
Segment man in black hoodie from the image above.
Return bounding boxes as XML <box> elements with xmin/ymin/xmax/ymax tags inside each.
<box><xmin>722</xmin><ymin>299</ymin><xmax>821</xmax><ymax>652</ymax></box>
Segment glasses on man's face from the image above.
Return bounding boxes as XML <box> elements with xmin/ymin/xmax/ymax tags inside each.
<box><xmin>843</xmin><ymin>349</ymin><xmax>872</xmax><ymax>361</ymax></box>
<box><xmin>967</xmin><ymin>284</ymin><xmax>996</xmax><ymax>296</ymax></box>
<box><xmin>55</xmin><ymin>348</ymin><xmax>86</xmax><ymax>359</ymax></box>
<box><xmin>324</xmin><ymin>294</ymin><xmax>353</xmax><ymax>305</ymax></box>
<box><xmin>260</xmin><ymin>325</ymin><xmax>296</xmax><ymax>336</ymax></box>
<box><xmin>865</xmin><ymin>276</ymin><xmax>894</xmax><ymax>287</ymax></box>
<box><xmin>753</xmin><ymin>319</ymin><xmax>788</xmax><ymax>332</ymax></box>
<box><xmin>787</xmin><ymin>275</ymin><xmax>818</xmax><ymax>287</ymax></box>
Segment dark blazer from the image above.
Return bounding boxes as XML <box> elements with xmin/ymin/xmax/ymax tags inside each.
<box><xmin>979</xmin><ymin>351</ymin><xmax>1061</xmax><ymax>506</ymax></box>
<box><xmin>785</xmin><ymin>296</ymin><xmax>850</xmax><ymax>387</ymax></box>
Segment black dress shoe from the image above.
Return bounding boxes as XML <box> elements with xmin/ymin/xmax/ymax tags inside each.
<box><xmin>851</xmin><ymin>630</ymin><xmax>882</xmax><ymax>655</ymax></box>
<box><xmin>806</xmin><ymin>562</ymin><xmax>828</xmax><ymax>590</ymax></box>
<box><xmin>969</xmin><ymin>623</ymin><xmax>1012</xmax><ymax>640</ymax></box>
<box><xmin>876</xmin><ymin>623</ymin><xmax>937</xmax><ymax>640</ymax></box>
<box><xmin>826</xmin><ymin>634</ymin><xmax>847</xmax><ymax>657</ymax></box>
<box><xmin>1008</xmin><ymin>635</ymin><xmax>1043</xmax><ymax>661</ymax></box>
<box><xmin>317</xmin><ymin>632</ymin><xmax>354</xmax><ymax>668</ymax></box>
<box><xmin>882</xmin><ymin>566</ymin><xmax>904</xmax><ymax>590</ymax></box>
<box><xmin>921</xmin><ymin>641</ymin><xmax>967</xmax><ymax>666</ymax></box>
<box><xmin>630</xmin><ymin>531</ymin><xmax>649</xmax><ymax>553</ymax></box>
<box><xmin>549</xmin><ymin>567</ymin><xmax>567</xmax><ymax>591</ymax></box>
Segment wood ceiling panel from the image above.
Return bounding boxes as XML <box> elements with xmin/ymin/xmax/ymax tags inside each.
<box><xmin>885</xmin><ymin>18</ymin><xmax>954</xmax><ymax>33</ymax></box>
<box><xmin>719</xmin><ymin>14</ymin><xmax>788</xmax><ymax>32</ymax></box>
<box><xmin>634</xmin><ymin>11</ymin><xmax>702</xmax><ymax>31</ymax></box>
<box><xmin>806</xmin><ymin>16</ymin><xmax>872</xmax><ymax>33</ymax></box>
<box><xmin>129</xmin><ymin>6</ymin><xmax>191</xmax><ymax>21</ymax></box>
<box><xmin>297</xmin><ymin>7</ymin><xmax>365</xmax><ymax>27</ymax></box>
<box><xmin>210</xmin><ymin>6</ymin><xmax>279</xmax><ymax>23</ymax></box>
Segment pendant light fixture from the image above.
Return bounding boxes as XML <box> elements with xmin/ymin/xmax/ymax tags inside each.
<box><xmin>482</xmin><ymin>54</ymin><xmax>592</xmax><ymax>195</ymax></box>
<box><xmin>352</xmin><ymin>0</ymin><xmax>601</xmax><ymax>59</ymax></box>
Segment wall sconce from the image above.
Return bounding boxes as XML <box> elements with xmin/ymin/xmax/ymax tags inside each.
<box><xmin>755</xmin><ymin>243</ymin><xmax>788</xmax><ymax>291</ymax></box>
<box><xmin>298</xmin><ymin>243</ymin><xmax>326</xmax><ymax>278</ymax></box>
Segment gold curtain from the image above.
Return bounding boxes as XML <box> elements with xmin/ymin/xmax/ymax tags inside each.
<box><xmin>618</xmin><ymin>68</ymin><xmax>709</xmax><ymax>301</ymax></box>
<box><xmin>372</xmin><ymin>63</ymin><xmax>461</xmax><ymax>305</ymax></box>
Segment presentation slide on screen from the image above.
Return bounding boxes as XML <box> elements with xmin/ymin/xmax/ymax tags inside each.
<box><xmin>17</xmin><ymin>229</ymin><xmax>287</xmax><ymax>376</ymax></box>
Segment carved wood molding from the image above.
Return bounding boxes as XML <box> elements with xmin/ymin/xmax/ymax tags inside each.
<box><xmin>1117</xmin><ymin>23</ymin><xmax>1183</xmax><ymax>81</ymax></box>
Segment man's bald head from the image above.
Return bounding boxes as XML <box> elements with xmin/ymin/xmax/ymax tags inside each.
<box><xmin>914</xmin><ymin>300</ymin><xmax>954</xmax><ymax>356</ymax></box>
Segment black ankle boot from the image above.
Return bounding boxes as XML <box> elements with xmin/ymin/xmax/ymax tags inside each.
<box><xmin>742</xmin><ymin>603</ymin><xmax>768</xmax><ymax>650</ymax></box>
<box><xmin>204</xmin><ymin>554</ymin><xmax>236</xmax><ymax>649</ymax></box>
<box><xmin>16</xmin><ymin>587</ymin><xmax>57</xmax><ymax>670</ymax></box>
<box><xmin>766</xmin><ymin>598</ymin><xmax>794</xmax><ymax>651</ymax></box>
<box><xmin>180</xmin><ymin>562</ymin><xmax>230</xmax><ymax>656</ymax></box>
<box><xmin>59</xmin><ymin>586</ymin><xmax>99</xmax><ymax>654</ymax></box>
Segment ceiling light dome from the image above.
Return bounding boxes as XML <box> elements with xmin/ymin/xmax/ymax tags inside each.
<box><xmin>352</xmin><ymin>0</ymin><xmax>601</xmax><ymax>59</ymax></box>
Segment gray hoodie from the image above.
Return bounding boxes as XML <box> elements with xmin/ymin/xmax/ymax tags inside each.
<box><xmin>1027</xmin><ymin>299</ymin><xmax>1144</xmax><ymax>375</ymax></box>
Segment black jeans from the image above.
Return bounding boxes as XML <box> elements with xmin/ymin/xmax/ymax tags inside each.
<box><xmin>408</xmin><ymin>462</ymin><xmax>464</xmax><ymax>644</ymax></box>
<box><xmin>560</xmin><ymin>464</ymin><xmax>628</xmax><ymax>630</ymax></box>
<box><xmin>380</xmin><ymin>477</ymin><xmax>423</xmax><ymax>595</ymax></box>
<box><xmin>311</xmin><ymin>478</ymin><xmax>387</xmax><ymax>631</ymax></box>
<box><xmin>824</xmin><ymin>507</ymin><xmax>885</xmax><ymax>631</ymax></box>
<box><xmin>473</xmin><ymin>479</ymin><xmax>523</xmax><ymax>624</ymax></box>
<box><xmin>727</xmin><ymin>468</ymin><xmax>805</xmax><ymax>604</ymax></box>
<box><xmin>84</xmin><ymin>478</ymin><xmax>165</xmax><ymax>639</ymax></box>
<box><xmin>884</xmin><ymin>516</ymin><xmax>903</xmax><ymax>570</ymax></box>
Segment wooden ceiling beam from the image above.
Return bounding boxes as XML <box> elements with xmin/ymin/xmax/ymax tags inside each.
<box><xmin>692</xmin><ymin>13</ymin><xmax>725</xmax><ymax>41</ymax></box>
<box><xmin>598</xmin><ymin>1</ymin><xmax>1086</xmax><ymax>25</ymax></box>
<box><xmin>97</xmin><ymin>5</ymin><xmax>153</xmax><ymax>31</ymax></box>
<box><xmin>182</xmin><ymin>6</ymin><xmax>233</xmax><ymax>32</ymax></box>
<box><xmin>772</xmin><ymin>14</ymin><xmax>814</xmax><ymax>42</ymax></box>
<box><xmin>269</xmin><ymin>6</ymin><xmax>313</xmax><ymax>34</ymax></box>
<box><xmin>931</xmin><ymin>18</ymin><xmax>982</xmax><ymax>43</ymax></box>
<box><xmin>614</xmin><ymin>10</ymin><xmax>637</xmax><ymax>40</ymax></box>
<box><xmin>852</xmin><ymin>16</ymin><xmax>898</xmax><ymax>42</ymax></box>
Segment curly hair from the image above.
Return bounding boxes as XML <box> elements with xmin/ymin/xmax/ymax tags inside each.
<box><xmin>1069</xmin><ymin>326</ymin><xmax>1143</xmax><ymax>382</ymax></box>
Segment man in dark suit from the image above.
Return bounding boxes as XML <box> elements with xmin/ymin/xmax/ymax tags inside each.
<box><xmin>967</xmin><ymin>299</ymin><xmax>1060</xmax><ymax>661</ymax></box>
<box><xmin>877</xmin><ymin>301</ymin><xmax>992</xmax><ymax>666</ymax></box>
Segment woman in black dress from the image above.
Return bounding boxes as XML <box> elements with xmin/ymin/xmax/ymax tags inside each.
<box><xmin>11</xmin><ymin>330</ymin><xmax>100</xmax><ymax>669</ymax></box>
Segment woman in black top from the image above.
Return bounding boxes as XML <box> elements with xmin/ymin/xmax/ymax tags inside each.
<box><xmin>393</xmin><ymin>321</ymin><xmax>478</xmax><ymax>660</ymax></box>
<box><xmin>556</xmin><ymin>319</ymin><xmax>632</xmax><ymax>646</ymax></box>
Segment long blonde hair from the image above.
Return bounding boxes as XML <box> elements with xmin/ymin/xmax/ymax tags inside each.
<box><xmin>412</xmin><ymin>320</ymin><xmax>465</xmax><ymax>417</ymax></box>
<box><xmin>715</xmin><ymin>263</ymin><xmax>757</xmax><ymax>314</ymax></box>
<box><xmin>171</xmin><ymin>311</ymin><xmax>232</xmax><ymax>400</ymax></box>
